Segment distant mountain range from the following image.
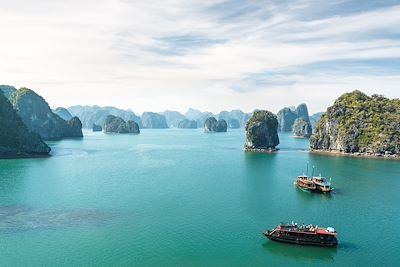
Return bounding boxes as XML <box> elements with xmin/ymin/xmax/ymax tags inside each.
<box><xmin>67</xmin><ymin>106</ymin><xmax>253</xmax><ymax>129</ymax></box>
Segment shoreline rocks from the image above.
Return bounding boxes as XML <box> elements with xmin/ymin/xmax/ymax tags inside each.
<box><xmin>310</xmin><ymin>149</ymin><xmax>400</xmax><ymax>160</ymax></box>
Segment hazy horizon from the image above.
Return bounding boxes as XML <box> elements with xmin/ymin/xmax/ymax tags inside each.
<box><xmin>1</xmin><ymin>0</ymin><xmax>400</xmax><ymax>114</ymax></box>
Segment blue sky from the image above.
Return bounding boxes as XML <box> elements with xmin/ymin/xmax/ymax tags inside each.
<box><xmin>0</xmin><ymin>0</ymin><xmax>399</xmax><ymax>114</ymax></box>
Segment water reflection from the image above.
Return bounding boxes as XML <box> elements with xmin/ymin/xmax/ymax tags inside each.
<box><xmin>262</xmin><ymin>240</ymin><xmax>337</xmax><ymax>262</ymax></box>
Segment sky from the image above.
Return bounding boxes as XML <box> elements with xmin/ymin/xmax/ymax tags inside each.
<box><xmin>1</xmin><ymin>0</ymin><xmax>400</xmax><ymax>115</ymax></box>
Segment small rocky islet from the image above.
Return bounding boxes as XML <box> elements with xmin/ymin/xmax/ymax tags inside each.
<box><xmin>244</xmin><ymin>110</ymin><xmax>279</xmax><ymax>152</ymax></box>
<box><xmin>292</xmin><ymin>118</ymin><xmax>313</xmax><ymax>138</ymax></box>
<box><xmin>204</xmin><ymin>117</ymin><xmax>228</xmax><ymax>132</ymax></box>
<box><xmin>277</xmin><ymin>103</ymin><xmax>313</xmax><ymax>138</ymax></box>
<box><xmin>104</xmin><ymin>115</ymin><xmax>140</xmax><ymax>134</ymax></box>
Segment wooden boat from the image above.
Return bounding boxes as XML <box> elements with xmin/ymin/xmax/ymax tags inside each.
<box><xmin>295</xmin><ymin>175</ymin><xmax>316</xmax><ymax>191</ymax></box>
<box><xmin>263</xmin><ymin>222</ymin><xmax>338</xmax><ymax>247</ymax></box>
<box><xmin>295</xmin><ymin>163</ymin><xmax>333</xmax><ymax>193</ymax></box>
<box><xmin>312</xmin><ymin>176</ymin><xmax>332</xmax><ymax>193</ymax></box>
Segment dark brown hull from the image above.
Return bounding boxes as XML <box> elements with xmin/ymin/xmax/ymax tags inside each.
<box><xmin>296</xmin><ymin>183</ymin><xmax>332</xmax><ymax>194</ymax></box>
<box><xmin>263</xmin><ymin>232</ymin><xmax>338</xmax><ymax>247</ymax></box>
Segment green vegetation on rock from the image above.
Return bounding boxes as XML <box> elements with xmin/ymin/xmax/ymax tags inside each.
<box><xmin>10</xmin><ymin>88</ymin><xmax>83</xmax><ymax>140</ymax></box>
<box><xmin>245</xmin><ymin>110</ymin><xmax>279</xmax><ymax>150</ymax></box>
<box><xmin>0</xmin><ymin>92</ymin><xmax>50</xmax><ymax>157</ymax></box>
<box><xmin>311</xmin><ymin>90</ymin><xmax>400</xmax><ymax>155</ymax></box>
<box><xmin>204</xmin><ymin>117</ymin><xmax>227</xmax><ymax>132</ymax></box>
<box><xmin>104</xmin><ymin>115</ymin><xmax>140</xmax><ymax>134</ymax></box>
<box><xmin>292</xmin><ymin>118</ymin><xmax>312</xmax><ymax>138</ymax></box>
<box><xmin>0</xmin><ymin>85</ymin><xmax>17</xmax><ymax>99</ymax></box>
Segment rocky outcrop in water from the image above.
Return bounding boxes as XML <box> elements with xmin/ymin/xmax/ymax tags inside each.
<box><xmin>277</xmin><ymin>108</ymin><xmax>297</xmax><ymax>132</ymax></box>
<box><xmin>92</xmin><ymin>124</ymin><xmax>102</xmax><ymax>132</ymax></box>
<box><xmin>141</xmin><ymin>112</ymin><xmax>168</xmax><ymax>129</ymax></box>
<box><xmin>296</xmin><ymin>103</ymin><xmax>310</xmax><ymax>122</ymax></box>
<box><xmin>68</xmin><ymin>105</ymin><xmax>142</xmax><ymax>129</ymax></box>
<box><xmin>177</xmin><ymin>119</ymin><xmax>197</xmax><ymax>129</ymax></box>
<box><xmin>0</xmin><ymin>92</ymin><xmax>50</xmax><ymax>157</ymax></box>
<box><xmin>244</xmin><ymin>110</ymin><xmax>279</xmax><ymax>152</ymax></box>
<box><xmin>292</xmin><ymin>118</ymin><xmax>312</xmax><ymax>138</ymax></box>
<box><xmin>53</xmin><ymin>107</ymin><xmax>73</xmax><ymax>121</ymax></box>
<box><xmin>10</xmin><ymin>88</ymin><xmax>83</xmax><ymax>140</ymax></box>
<box><xmin>162</xmin><ymin>110</ymin><xmax>186</xmax><ymax>128</ymax></box>
<box><xmin>310</xmin><ymin>90</ymin><xmax>400</xmax><ymax>158</ymax></box>
<box><xmin>204</xmin><ymin>117</ymin><xmax>227</xmax><ymax>132</ymax></box>
<box><xmin>277</xmin><ymin>104</ymin><xmax>311</xmax><ymax>132</ymax></box>
<box><xmin>104</xmin><ymin>115</ymin><xmax>140</xmax><ymax>134</ymax></box>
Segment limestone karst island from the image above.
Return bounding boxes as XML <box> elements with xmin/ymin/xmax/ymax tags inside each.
<box><xmin>1</xmin><ymin>0</ymin><xmax>400</xmax><ymax>266</ymax></box>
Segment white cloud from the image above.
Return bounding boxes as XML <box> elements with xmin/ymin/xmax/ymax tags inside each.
<box><xmin>0</xmin><ymin>0</ymin><xmax>399</xmax><ymax>114</ymax></box>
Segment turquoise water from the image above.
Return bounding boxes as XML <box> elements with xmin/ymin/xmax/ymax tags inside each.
<box><xmin>0</xmin><ymin>129</ymin><xmax>399</xmax><ymax>266</ymax></box>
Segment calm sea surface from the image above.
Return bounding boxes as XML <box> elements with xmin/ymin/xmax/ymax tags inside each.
<box><xmin>0</xmin><ymin>129</ymin><xmax>399</xmax><ymax>266</ymax></box>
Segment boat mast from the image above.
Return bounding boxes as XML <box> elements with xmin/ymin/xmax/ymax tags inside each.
<box><xmin>312</xmin><ymin>166</ymin><xmax>315</xmax><ymax>178</ymax></box>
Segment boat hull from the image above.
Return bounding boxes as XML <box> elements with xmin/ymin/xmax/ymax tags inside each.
<box><xmin>263</xmin><ymin>232</ymin><xmax>338</xmax><ymax>247</ymax></box>
<box><xmin>295</xmin><ymin>182</ymin><xmax>332</xmax><ymax>194</ymax></box>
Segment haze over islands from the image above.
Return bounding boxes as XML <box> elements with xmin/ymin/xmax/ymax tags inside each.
<box><xmin>1</xmin><ymin>0</ymin><xmax>399</xmax><ymax>114</ymax></box>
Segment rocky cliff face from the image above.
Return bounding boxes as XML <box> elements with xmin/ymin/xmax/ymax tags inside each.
<box><xmin>104</xmin><ymin>115</ymin><xmax>140</xmax><ymax>134</ymax></box>
<box><xmin>310</xmin><ymin>90</ymin><xmax>400</xmax><ymax>157</ymax></box>
<box><xmin>0</xmin><ymin>85</ymin><xmax>17</xmax><ymax>99</ymax></box>
<box><xmin>277</xmin><ymin>108</ymin><xmax>297</xmax><ymax>131</ymax></box>
<box><xmin>292</xmin><ymin>118</ymin><xmax>312</xmax><ymax>138</ymax></box>
<box><xmin>296</xmin><ymin>103</ymin><xmax>310</xmax><ymax>122</ymax></box>
<box><xmin>68</xmin><ymin>105</ymin><xmax>142</xmax><ymax>129</ymax></box>
<box><xmin>10</xmin><ymin>88</ymin><xmax>83</xmax><ymax>140</ymax></box>
<box><xmin>277</xmin><ymin>104</ymin><xmax>311</xmax><ymax>132</ymax></box>
<box><xmin>245</xmin><ymin>110</ymin><xmax>279</xmax><ymax>151</ymax></box>
<box><xmin>53</xmin><ymin>107</ymin><xmax>73</xmax><ymax>120</ymax></box>
<box><xmin>141</xmin><ymin>112</ymin><xmax>168</xmax><ymax>129</ymax></box>
<box><xmin>204</xmin><ymin>117</ymin><xmax>227</xmax><ymax>132</ymax></box>
<box><xmin>177</xmin><ymin>119</ymin><xmax>197</xmax><ymax>129</ymax></box>
<box><xmin>0</xmin><ymin>92</ymin><xmax>50</xmax><ymax>157</ymax></box>
<box><xmin>162</xmin><ymin>110</ymin><xmax>186</xmax><ymax>128</ymax></box>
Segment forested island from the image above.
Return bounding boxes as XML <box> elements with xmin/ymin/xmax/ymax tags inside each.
<box><xmin>311</xmin><ymin>91</ymin><xmax>400</xmax><ymax>158</ymax></box>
